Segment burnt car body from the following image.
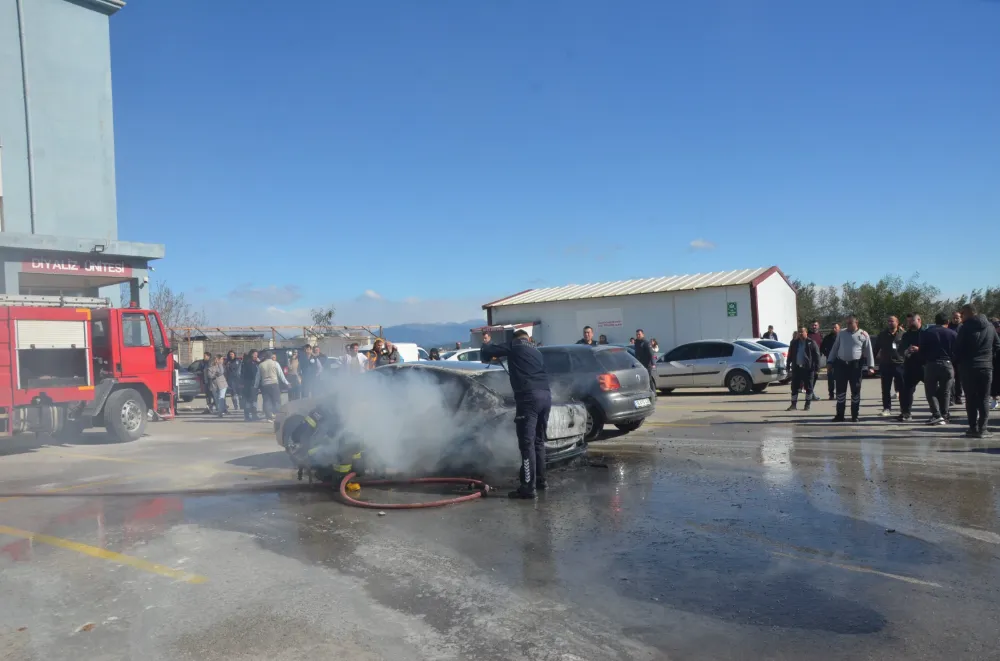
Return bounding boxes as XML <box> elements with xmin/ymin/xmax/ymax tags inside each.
<box><xmin>275</xmin><ymin>361</ymin><xmax>587</xmax><ymax>481</ymax></box>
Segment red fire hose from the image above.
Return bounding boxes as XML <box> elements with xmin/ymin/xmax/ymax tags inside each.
<box><xmin>338</xmin><ymin>472</ymin><xmax>491</xmax><ymax>509</ymax></box>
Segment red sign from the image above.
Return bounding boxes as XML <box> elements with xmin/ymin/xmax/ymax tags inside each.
<box><xmin>22</xmin><ymin>257</ymin><xmax>132</xmax><ymax>277</ymax></box>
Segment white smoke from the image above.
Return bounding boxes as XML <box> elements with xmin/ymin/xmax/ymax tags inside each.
<box><xmin>282</xmin><ymin>367</ymin><xmax>519</xmax><ymax>476</ymax></box>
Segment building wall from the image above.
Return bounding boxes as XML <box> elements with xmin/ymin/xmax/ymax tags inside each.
<box><xmin>489</xmin><ymin>285</ymin><xmax>754</xmax><ymax>351</ymax></box>
<box><xmin>754</xmin><ymin>272</ymin><xmax>798</xmax><ymax>341</ymax></box>
<box><xmin>0</xmin><ymin>0</ymin><xmax>118</xmax><ymax>239</ymax></box>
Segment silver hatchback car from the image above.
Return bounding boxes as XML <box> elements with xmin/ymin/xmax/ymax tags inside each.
<box><xmin>654</xmin><ymin>340</ymin><xmax>786</xmax><ymax>394</ymax></box>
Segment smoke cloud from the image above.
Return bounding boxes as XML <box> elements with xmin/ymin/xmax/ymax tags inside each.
<box><xmin>281</xmin><ymin>366</ymin><xmax>520</xmax><ymax>477</ymax></box>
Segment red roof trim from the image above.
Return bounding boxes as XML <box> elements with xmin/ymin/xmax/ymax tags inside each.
<box><xmin>482</xmin><ymin>289</ymin><xmax>534</xmax><ymax>310</ymax></box>
<box><xmin>749</xmin><ymin>265</ymin><xmax>793</xmax><ymax>290</ymax></box>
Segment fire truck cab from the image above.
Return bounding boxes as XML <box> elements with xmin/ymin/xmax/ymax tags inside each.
<box><xmin>0</xmin><ymin>294</ymin><xmax>174</xmax><ymax>443</ymax></box>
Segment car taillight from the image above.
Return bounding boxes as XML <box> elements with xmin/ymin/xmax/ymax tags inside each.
<box><xmin>756</xmin><ymin>354</ymin><xmax>775</xmax><ymax>364</ymax></box>
<box><xmin>597</xmin><ymin>373</ymin><xmax>621</xmax><ymax>391</ymax></box>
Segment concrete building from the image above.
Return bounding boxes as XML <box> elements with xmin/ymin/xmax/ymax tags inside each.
<box><xmin>480</xmin><ymin>266</ymin><xmax>798</xmax><ymax>350</ymax></box>
<box><xmin>0</xmin><ymin>0</ymin><xmax>161</xmax><ymax>306</ymax></box>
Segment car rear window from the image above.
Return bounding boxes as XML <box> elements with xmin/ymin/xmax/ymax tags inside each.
<box><xmin>735</xmin><ymin>340</ymin><xmax>768</xmax><ymax>352</ymax></box>
<box><xmin>596</xmin><ymin>348</ymin><xmax>641</xmax><ymax>371</ymax></box>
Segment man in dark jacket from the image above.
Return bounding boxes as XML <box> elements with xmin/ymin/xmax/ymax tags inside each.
<box><xmin>919</xmin><ymin>313</ymin><xmax>958</xmax><ymax>425</ymax></box>
<box><xmin>481</xmin><ymin>330</ymin><xmax>551</xmax><ymax>500</ymax></box>
<box><xmin>820</xmin><ymin>323</ymin><xmax>841</xmax><ymax>400</ymax></box>
<box><xmin>897</xmin><ymin>314</ymin><xmax>925</xmax><ymax>421</ymax></box>
<box><xmin>240</xmin><ymin>350</ymin><xmax>260</xmax><ymax>421</ymax></box>
<box><xmin>948</xmin><ymin>311</ymin><xmax>964</xmax><ymax>405</ymax></box>
<box><xmin>633</xmin><ymin>329</ymin><xmax>657</xmax><ymax>396</ymax></box>
<box><xmin>955</xmin><ymin>304</ymin><xmax>1000</xmax><ymax>437</ymax></box>
<box><xmin>762</xmin><ymin>326</ymin><xmax>778</xmax><ymax>340</ymax></box>
<box><xmin>224</xmin><ymin>350</ymin><xmax>243</xmax><ymax>411</ymax></box>
<box><xmin>874</xmin><ymin>315</ymin><xmax>905</xmax><ymax>417</ymax></box>
<box><xmin>786</xmin><ymin>326</ymin><xmax>820</xmax><ymax>411</ymax></box>
<box><xmin>807</xmin><ymin>321</ymin><xmax>824</xmax><ymax>401</ymax></box>
<box><xmin>576</xmin><ymin>326</ymin><xmax>598</xmax><ymax>347</ymax></box>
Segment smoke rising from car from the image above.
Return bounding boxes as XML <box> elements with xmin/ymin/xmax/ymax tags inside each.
<box><xmin>291</xmin><ymin>367</ymin><xmax>518</xmax><ymax>476</ymax></box>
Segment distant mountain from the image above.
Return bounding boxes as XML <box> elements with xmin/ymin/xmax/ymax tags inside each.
<box><xmin>382</xmin><ymin>319</ymin><xmax>485</xmax><ymax>348</ymax></box>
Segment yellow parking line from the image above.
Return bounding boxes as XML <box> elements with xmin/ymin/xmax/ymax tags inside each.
<box><xmin>0</xmin><ymin>524</ymin><xmax>207</xmax><ymax>584</ymax></box>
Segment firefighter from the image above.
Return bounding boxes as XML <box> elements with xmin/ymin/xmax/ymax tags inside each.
<box><xmin>480</xmin><ymin>330</ymin><xmax>551</xmax><ymax>499</ymax></box>
<box><xmin>827</xmin><ymin>315</ymin><xmax>875</xmax><ymax>422</ymax></box>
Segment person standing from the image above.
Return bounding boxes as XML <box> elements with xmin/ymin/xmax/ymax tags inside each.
<box><xmin>198</xmin><ymin>352</ymin><xmax>216</xmax><ymax>413</ymax></box>
<box><xmin>828</xmin><ymin>315</ymin><xmax>875</xmax><ymax>422</ymax></box>
<box><xmin>820</xmin><ymin>323</ymin><xmax>841</xmax><ymax>400</ymax></box>
<box><xmin>920</xmin><ymin>313</ymin><xmax>959</xmax><ymax>425</ymax></box>
<box><xmin>598</xmin><ymin>334</ymin><xmax>609</xmax><ymax>345</ymax></box>
<box><xmin>576</xmin><ymin>326</ymin><xmax>598</xmax><ymax>347</ymax></box>
<box><xmin>241</xmin><ymin>350</ymin><xmax>260</xmax><ymax>421</ymax></box>
<box><xmin>786</xmin><ymin>326</ymin><xmax>820</xmax><ymax>411</ymax></box>
<box><xmin>300</xmin><ymin>345</ymin><xmax>323</xmax><ymax>397</ymax></box>
<box><xmin>367</xmin><ymin>339</ymin><xmax>385</xmax><ymax>370</ymax></box>
<box><xmin>897</xmin><ymin>314</ymin><xmax>925</xmax><ymax>422</ymax></box>
<box><xmin>254</xmin><ymin>351</ymin><xmax>289</xmax><ymax>422</ymax></box>
<box><xmin>224</xmin><ymin>350</ymin><xmax>243</xmax><ymax>411</ymax></box>
<box><xmin>948</xmin><ymin>311</ymin><xmax>964</xmax><ymax>406</ymax></box>
<box><xmin>480</xmin><ymin>330</ymin><xmax>551</xmax><ymax>500</ymax></box>
<box><xmin>633</xmin><ymin>329</ymin><xmax>657</xmax><ymax>396</ymax></box>
<box><xmin>874</xmin><ymin>316</ymin><xmax>905</xmax><ymax>417</ymax></box>
<box><xmin>286</xmin><ymin>349</ymin><xmax>301</xmax><ymax>400</ymax></box>
<box><xmin>807</xmin><ymin>321</ymin><xmax>824</xmax><ymax>401</ymax></box>
<box><xmin>954</xmin><ymin>304</ymin><xmax>1000</xmax><ymax>438</ymax></box>
<box><xmin>205</xmin><ymin>356</ymin><xmax>228</xmax><ymax>418</ymax></box>
<box><xmin>382</xmin><ymin>341</ymin><xmax>402</xmax><ymax>366</ymax></box>
<box><xmin>762</xmin><ymin>326</ymin><xmax>778</xmax><ymax>341</ymax></box>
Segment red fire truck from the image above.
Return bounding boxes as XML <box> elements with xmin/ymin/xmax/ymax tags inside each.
<box><xmin>0</xmin><ymin>294</ymin><xmax>175</xmax><ymax>443</ymax></box>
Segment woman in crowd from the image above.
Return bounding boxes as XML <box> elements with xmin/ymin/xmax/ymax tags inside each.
<box><xmin>428</xmin><ymin>347</ymin><xmax>441</xmax><ymax>360</ymax></box>
<box><xmin>286</xmin><ymin>349</ymin><xmax>301</xmax><ymax>400</ymax></box>
<box><xmin>650</xmin><ymin>339</ymin><xmax>661</xmax><ymax>358</ymax></box>
<box><xmin>205</xmin><ymin>356</ymin><xmax>229</xmax><ymax>418</ymax></box>
<box><xmin>367</xmin><ymin>339</ymin><xmax>385</xmax><ymax>371</ymax></box>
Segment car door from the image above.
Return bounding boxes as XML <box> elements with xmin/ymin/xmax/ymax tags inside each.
<box><xmin>655</xmin><ymin>344</ymin><xmax>698</xmax><ymax>388</ymax></box>
<box><xmin>689</xmin><ymin>342</ymin><xmax>735</xmax><ymax>386</ymax></box>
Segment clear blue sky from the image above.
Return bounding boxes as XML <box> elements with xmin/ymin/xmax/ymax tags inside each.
<box><xmin>111</xmin><ymin>0</ymin><xmax>1000</xmax><ymax>325</ymax></box>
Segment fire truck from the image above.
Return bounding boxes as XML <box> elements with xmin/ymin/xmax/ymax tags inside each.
<box><xmin>0</xmin><ymin>294</ymin><xmax>174</xmax><ymax>443</ymax></box>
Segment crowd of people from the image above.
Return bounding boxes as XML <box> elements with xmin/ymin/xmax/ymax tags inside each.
<box><xmin>783</xmin><ymin>304</ymin><xmax>1000</xmax><ymax>437</ymax></box>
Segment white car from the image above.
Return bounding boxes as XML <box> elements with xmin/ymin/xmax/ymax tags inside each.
<box><xmin>440</xmin><ymin>348</ymin><xmax>482</xmax><ymax>362</ymax></box>
<box><xmin>655</xmin><ymin>340</ymin><xmax>787</xmax><ymax>395</ymax></box>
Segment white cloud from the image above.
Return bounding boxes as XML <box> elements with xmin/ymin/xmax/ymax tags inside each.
<box><xmin>689</xmin><ymin>238</ymin><xmax>716</xmax><ymax>251</ymax></box>
<box><xmin>403</xmin><ymin>296</ymin><xmax>421</xmax><ymax>305</ymax></box>
<box><xmin>362</xmin><ymin>289</ymin><xmax>383</xmax><ymax>301</ymax></box>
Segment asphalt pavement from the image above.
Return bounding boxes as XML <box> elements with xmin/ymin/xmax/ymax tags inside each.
<box><xmin>1</xmin><ymin>386</ymin><xmax>999</xmax><ymax>660</ymax></box>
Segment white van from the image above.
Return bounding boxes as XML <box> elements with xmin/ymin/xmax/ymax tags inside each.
<box><xmin>358</xmin><ymin>342</ymin><xmax>428</xmax><ymax>363</ymax></box>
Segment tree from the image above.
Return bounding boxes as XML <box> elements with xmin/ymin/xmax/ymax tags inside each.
<box><xmin>839</xmin><ymin>274</ymin><xmax>939</xmax><ymax>332</ymax></box>
<box><xmin>310</xmin><ymin>305</ymin><xmax>335</xmax><ymax>327</ymax></box>
<box><xmin>149</xmin><ymin>281</ymin><xmax>206</xmax><ymax>329</ymax></box>
<box><xmin>791</xmin><ymin>279</ymin><xmax>842</xmax><ymax>328</ymax></box>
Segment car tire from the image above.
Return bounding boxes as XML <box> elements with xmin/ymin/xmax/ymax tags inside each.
<box><xmin>726</xmin><ymin>370</ymin><xmax>753</xmax><ymax>395</ymax></box>
<box><xmin>103</xmin><ymin>388</ymin><xmax>147</xmax><ymax>443</ymax></box>
<box><xmin>614</xmin><ymin>420</ymin><xmax>645</xmax><ymax>433</ymax></box>
<box><xmin>181</xmin><ymin>395</ymin><xmax>195</xmax><ymax>403</ymax></box>
<box><xmin>751</xmin><ymin>384</ymin><xmax>768</xmax><ymax>393</ymax></box>
<box><xmin>584</xmin><ymin>404</ymin><xmax>605</xmax><ymax>443</ymax></box>
<box><xmin>658</xmin><ymin>388</ymin><xmax>674</xmax><ymax>395</ymax></box>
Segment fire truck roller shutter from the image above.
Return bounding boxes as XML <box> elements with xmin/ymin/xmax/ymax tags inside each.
<box><xmin>15</xmin><ymin>320</ymin><xmax>88</xmax><ymax>349</ymax></box>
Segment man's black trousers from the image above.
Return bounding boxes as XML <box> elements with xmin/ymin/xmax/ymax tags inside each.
<box><xmin>879</xmin><ymin>364</ymin><xmax>903</xmax><ymax>411</ymax></box>
<box><xmin>514</xmin><ymin>390</ymin><xmax>551</xmax><ymax>493</ymax></box>
<box><xmin>961</xmin><ymin>368</ymin><xmax>993</xmax><ymax>432</ymax></box>
<box><xmin>899</xmin><ymin>365</ymin><xmax>924</xmax><ymax>416</ymax></box>
<box><xmin>834</xmin><ymin>360</ymin><xmax>863</xmax><ymax>418</ymax></box>
<box><xmin>790</xmin><ymin>366</ymin><xmax>815</xmax><ymax>405</ymax></box>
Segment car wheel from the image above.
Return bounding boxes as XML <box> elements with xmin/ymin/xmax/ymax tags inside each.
<box><xmin>181</xmin><ymin>395</ymin><xmax>195</xmax><ymax>403</ymax></box>
<box><xmin>614</xmin><ymin>420</ymin><xmax>645</xmax><ymax>433</ymax></box>
<box><xmin>584</xmin><ymin>405</ymin><xmax>605</xmax><ymax>443</ymax></box>
<box><xmin>751</xmin><ymin>384</ymin><xmax>768</xmax><ymax>393</ymax></box>
<box><xmin>726</xmin><ymin>370</ymin><xmax>753</xmax><ymax>395</ymax></box>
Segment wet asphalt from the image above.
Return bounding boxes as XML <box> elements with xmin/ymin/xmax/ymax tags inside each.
<box><xmin>1</xmin><ymin>387</ymin><xmax>999</xmax><ymax>660</ymax></box>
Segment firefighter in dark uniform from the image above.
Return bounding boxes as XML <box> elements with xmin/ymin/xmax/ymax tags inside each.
<box><xmin>481</xmin><ymin>331</ymin><xmax>551</xmax><ymax>499</ymax></box>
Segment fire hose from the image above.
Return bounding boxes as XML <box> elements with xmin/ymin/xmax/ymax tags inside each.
<box><xmin>338</xmin><ymin>471</ymin><xmax>491</xmax><ymax>509</ymax></box>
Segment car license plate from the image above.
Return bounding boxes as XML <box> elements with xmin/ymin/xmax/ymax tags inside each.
<box><xmin>634</xmin><ymin>398</ymin><xmax>651</xmax><ymax>409</ymax></box>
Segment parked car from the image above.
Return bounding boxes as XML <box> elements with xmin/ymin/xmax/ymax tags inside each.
<box><xmin>175</xmin><ymin>367</ymin><xmax>201</xmax><ymax>402</ymax></box>
<box><xmin>739</xmin><ymin>338</ymin><xmax>790</xmax><ymax>384</ymax></box>
<box><xmin>275</xmin><ymin>361</ymin><xmax>587</xmax><ymax>481</ymax></box>
<box><xmin>441</xmin><ymin>348</ymin><xmax>482</xmax><ymax>362</ymax></box>
<box><xmin>655</xmin><ymin>340</ymin><xmax>785</xmax><ymax>395</ymax></box>
<box><xmin>537</xmin><ymin>344</ymin><xmax>656</xmax><ymax>442</ymax></box>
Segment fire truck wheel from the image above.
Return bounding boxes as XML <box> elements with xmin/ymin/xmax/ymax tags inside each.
<box><xmin>104</xmin><ymin>389</ymin><xmax>147</xmax><ymax>442</ymax></box>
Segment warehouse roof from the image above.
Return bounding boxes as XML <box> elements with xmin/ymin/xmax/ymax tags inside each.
<box><xmin>483</xmin><ymin>266</ymin><xmax>785</xmax><ymax>308</ymax></box>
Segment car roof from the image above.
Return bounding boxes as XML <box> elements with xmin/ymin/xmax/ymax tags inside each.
<box><xmin>386</xmin><ymin>361</ymin><xmax>502</xmax><ymax>373</ymax></box>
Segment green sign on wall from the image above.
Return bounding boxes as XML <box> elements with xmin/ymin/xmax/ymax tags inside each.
<box><xmin>726</xmin><ymin>302</ymin><xmax>738</xmax><ymax>317</ymax></box>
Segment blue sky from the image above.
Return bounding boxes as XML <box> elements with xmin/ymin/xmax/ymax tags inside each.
<box><xmin>111</xmin><ymin>0</ymin><xmax>1000</xmax><ymax>326</ymax></box>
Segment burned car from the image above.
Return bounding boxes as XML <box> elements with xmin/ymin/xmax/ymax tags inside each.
<box><xmin>275</xmin><ymin>361</ymin><xmax>587</xmax><ymax>482</ymax></box>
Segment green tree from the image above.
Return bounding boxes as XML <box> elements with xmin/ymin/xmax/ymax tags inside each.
<box><xmin>310</xmin><ymin>305</ymin><xmax>336</xmax><ymax>326</ymax></box>
<box><xmin>839</xmin><ymin>274</ymin><xmax>939</xmax><ymax>332</ymax></box>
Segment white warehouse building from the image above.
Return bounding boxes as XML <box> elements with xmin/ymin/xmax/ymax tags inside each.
<box><xmin>480</xmin><ymin>266</ymin><xmax>798</xmax><ymax>350</ymax></box>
